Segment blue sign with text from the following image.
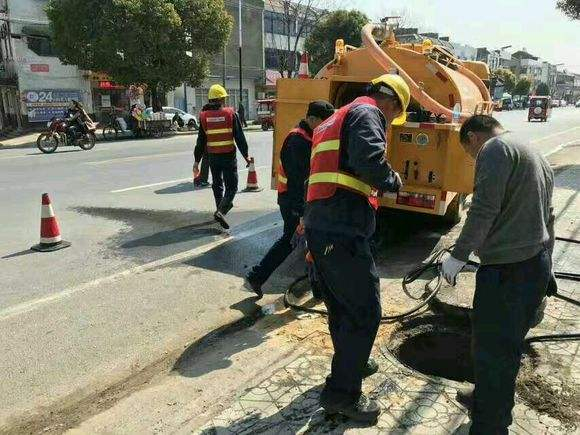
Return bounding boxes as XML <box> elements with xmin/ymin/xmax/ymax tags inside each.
<box><xmin>24</xmin><ymin>90</ymin><xmax>82</xmax><ymax>123</ymax></box>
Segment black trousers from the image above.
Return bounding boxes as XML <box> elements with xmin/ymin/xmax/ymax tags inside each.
<box><xmin>470</xmin><ymin>248</ymin><xmax>550</xmax><ymax>435</ymax></box>
<box><xmin>248</xmin><ymin>203</ymin><xmax>300</xmax><ymax>285</ymax></box>
<box><xmin>306</xmin><ymin>229</ymin><xmax>382</xmax><ymax>403</ymax></box>
<box><xmin>196</xmin><ymin>152</ymin><xmax>210</xmax><ymax>182</ymax></box>
<box><xmin>209</xmin><ymin>155</ymin><xmax>238</xmax><ymax>215</ymax></box>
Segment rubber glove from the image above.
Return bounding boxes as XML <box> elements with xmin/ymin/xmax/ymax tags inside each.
<box><xmin>441</xmin><ymin>253</ymin><xmax>467</xmax><ymax>286</ymax></box>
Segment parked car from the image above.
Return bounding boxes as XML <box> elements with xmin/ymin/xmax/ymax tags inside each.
<box><xmin>145</xmin><ymin>107</ymin><xmax>198</xmax><ymax>130</ymax></box>
<box><xmin>528</xmin><ymin>96</ymin><xmax>552</xmax><ymax>122</ymax></box>
<box><xmin>575</xmin><ymin>100</ymin><xmax>580</xmax><ymax>108</ymax></box>
<box><xmin>552</xmin><ymin>100</ymin><xmax>561</xmax><ymax>108</ymax></box>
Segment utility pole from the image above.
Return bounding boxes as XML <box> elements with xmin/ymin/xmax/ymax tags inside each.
<box><xmin>238</xmin><ymin>0</ymin><xmax>243</xmax><ymax>111</ymax></box>
<box><xmin>222</xmin><ymin>44</ymin><xmax>227</xmax><ymax>88</ymax></box>
<box><xmin>183</xmin><ymin>83</ymin><xmax>188</xmax><ymax>112</ymax></box>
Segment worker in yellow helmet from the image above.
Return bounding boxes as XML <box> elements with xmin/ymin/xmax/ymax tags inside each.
<box><xmin>304</xmin><ymin>74</ymin><xmax>410</xmax><ymax>424</ymax></box>
<box><xmin>194</xmin><ymin>84</ymin><xmax>251</xmax><ymax>229</ymax></box>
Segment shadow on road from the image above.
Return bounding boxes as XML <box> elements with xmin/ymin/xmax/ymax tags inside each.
<box><xmin>154</xmin><ymin>181</ymin><xmax>195</xmax><ymax>195</ymax></box>
<box><xmin>121</xmin><ymin>223</ymin><xmax>221</xmax><ymax>248</ymax></box>
<box><xmin>26</xmin><ymin>149</ymin><xmax>84</xmax><ymax>156</ymax></box>
<box><xmin>2</xmin><ymin>248</ymin><xmax>36</xmax><ymax>259</ymax></box>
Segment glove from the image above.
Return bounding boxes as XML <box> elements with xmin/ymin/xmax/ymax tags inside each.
<box><xmin>245</xmin><ymin>156</ymin><xmax>252</xmax><ymax>168</ymax></box>
<box><xmin>441</xmin><ymin>254</ymin><xmax>467</xmax><ymax>286</ymax></box>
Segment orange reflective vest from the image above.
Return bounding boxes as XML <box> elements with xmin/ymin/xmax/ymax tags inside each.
<box><xmin>307</xmin><ymin>96</ymin><xmax>379</xmax><ymax>209</ymax></box>
<box><xmin>277</xmin><ymin>127</ymin><xmax>312</xmax><ymax>194</ymax></box>
<box><xmin>200</xmin><ymin>107</ymin><xmax>236</xmax><ymax>154</ymax></box>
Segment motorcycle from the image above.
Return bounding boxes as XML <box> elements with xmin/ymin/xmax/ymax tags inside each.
<box><xmin>36</xmin><ymin>117</ymin><xmax>97</xmax><ymax>154</ymax></box>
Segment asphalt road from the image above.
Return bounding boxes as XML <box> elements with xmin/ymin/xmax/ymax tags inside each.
<box><xmin>0</xmin><ymin>107</ymin><xmax>579</xmax><ymax>428</ymax></box>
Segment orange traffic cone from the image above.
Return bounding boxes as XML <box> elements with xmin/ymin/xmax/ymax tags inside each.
<box><xmin>243</xmin><ymin>157</ymin><xmax>263</xmax><ymax>192</ymax></box>
<box><xmin>31</xmin><ymin>193</ymin><xmax>71</xmax><ymax>252</ymax></box>
<box><xmin>298</xmin><ymin>52</ymin><xmax>309</xmax><ymax>79</ymax></box>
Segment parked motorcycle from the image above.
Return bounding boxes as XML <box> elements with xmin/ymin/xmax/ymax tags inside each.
<box><xmin>37</xmin><ymin>117</ymin><xmax>97</xmax><ymax>154</ymax></box>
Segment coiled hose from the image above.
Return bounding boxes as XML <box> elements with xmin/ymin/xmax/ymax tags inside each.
<box><xmin>283</xmin><ymin>240</ymin><xmax>580</xmax><ymax>341</ymax></box>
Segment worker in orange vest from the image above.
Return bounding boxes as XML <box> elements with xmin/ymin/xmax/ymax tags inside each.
<box><xmin>245</xmin><ymin>100</ymin><xmax>334</xmax><ymax>298</ymax></box>
<box><xmin>194</xmin><ymin>85</ymin><xmax>250</xmax><ymax>229</ymax></box>
<box><xmin>304</xmin><ymin>74</ymin><xmax>410</xmax><ymax>424</ymax></box>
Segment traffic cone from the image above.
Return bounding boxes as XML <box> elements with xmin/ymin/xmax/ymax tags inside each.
<box><xmin>31</xmin><ymin>193</ymin><xmax>71</xmax><ymax>252</ymax></box>
<box><xmin>298</xmin><ymin>52</ymin><xmax>309</xmax><ymax>79</ymax></box>
<box><xmin>243</xmin><ymin>157</ymin><xmax>263</xmax><ymax>192</ymax></box>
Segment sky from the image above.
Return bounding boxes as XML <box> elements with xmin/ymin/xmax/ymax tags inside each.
<box><xmin>344</xmin><ymin>0</ymin><xmax>580</xmax><ymax>74</ymax></box>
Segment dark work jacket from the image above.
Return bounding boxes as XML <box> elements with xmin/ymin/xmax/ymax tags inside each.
<box><xmin>194</xmin><ymin>102</ymin><xmax>249</xmax><ymax>165</ymax></box>
<box><xmin>278</xmin><ymin>120</ymin><xmax>313</xmax><ymax>217</ymax></box>
<box><xmin>304</xmin><ymin>103</ymin><xmax>401</xmax><ymax>239</ymax></box>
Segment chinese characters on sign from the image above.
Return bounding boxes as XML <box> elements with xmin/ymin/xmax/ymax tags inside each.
<box><xmin>23</xmin><ymin>90</ymin><xmax>81</xmax><ymax>123</ymax></box>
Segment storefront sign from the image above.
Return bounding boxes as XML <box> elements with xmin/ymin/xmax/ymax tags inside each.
<box><xmin>101</xmin><ymin>94</ymin><xmax>111</xmax><ymax>108</ymax></box>
<box><xmin>98</xmin><ymin>81</ymin><xmax>123</xmax><ymax>90</ymax></box>
<box><xmin>23</xmin><ymin>89</ymin><xmax>81</xmax><ymax>123</ymax></box>
<box><xmin>30</xmin><ymin>64</ymin><xmax>49</xmax><ymax>73</ymax></box>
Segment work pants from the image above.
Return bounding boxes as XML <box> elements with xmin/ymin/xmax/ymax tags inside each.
<box><xmin>248</xmin><ymin>203</ymin><xmax>300</xmax><ymax>285</ymax></box>
<box><xmin>470</xmin><ymin>248</ymin><xmax>550</xmax><ymax>435</ymax></box>
<box><xmin>306</xmin><ymin>229</ymin><xmax>382</xmax><ymax>403</ymax></box>
<box><xmin>209</xmin><ymin>155</ymin><xmax>238</xmax><ymax>215</ymax></box>
<box><xmin>195</xmin><ymin>152</ymin><xmax>210</xmax><ymax>183</ymax></box>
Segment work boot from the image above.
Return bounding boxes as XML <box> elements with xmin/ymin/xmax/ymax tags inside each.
<box><xmin>244</xmin><ymin>274</ymin><xmax>263</xmax><ymax>299</ymax></box>
<box><xmin>362</xmin><ymin>357</ymin><xmax>379</xmax><ymax>378</ymax></box>
<box><xmin>456</xmin><ymin>387</ymin><xmax>474</xmax><ymax>412</ymax></box>
<box><xmin>321</xmin><ymin>393</ymin><xmax>381</xmax><ymax>424</ymax></box>
<box><xmin>213</xmin><ymin>211</ymin><xmax>230</xmax><ymax>230</ymax></box>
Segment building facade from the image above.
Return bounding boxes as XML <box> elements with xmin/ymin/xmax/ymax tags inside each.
<box><xmin>0</xmin><ymin>0</ymin><xmax>93</xmax><ymax>129</ymax></box>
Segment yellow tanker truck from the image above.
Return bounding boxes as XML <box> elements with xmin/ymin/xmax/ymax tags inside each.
<box><xmin>272</xmin><ymin>21</ymin><xmax>494</xmax><ymax>223</ymax></box>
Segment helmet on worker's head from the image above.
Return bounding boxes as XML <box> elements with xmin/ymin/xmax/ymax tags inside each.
<box><xmin>370</xmin><ymin>74</ymin><xmax>410</xmax><ymax>126</ymax></box>
<box><xmin>208</xmin><ymin>84</ymin><xmax>228</xmax><ymax>101</ymax></box>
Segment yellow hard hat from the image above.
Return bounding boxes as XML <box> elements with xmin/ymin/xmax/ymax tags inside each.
<box><xmin>371</xmin><ymin>74</ymin><xmax>410</xmax><ymax>125</ymax></box>
<box><xmin>208</xmin><ymin>84</ymin><xmax>228</xmax><ymax>100</ymax></box>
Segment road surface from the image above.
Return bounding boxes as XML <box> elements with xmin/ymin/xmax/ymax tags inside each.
<box><xmin>0</xmin><ymin>107</ymin><xmax>578</xmax><ymax>430</ymax></box>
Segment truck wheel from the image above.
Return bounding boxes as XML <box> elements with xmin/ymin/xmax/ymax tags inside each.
<box><xmin>443</xmin><ymin>193</ymin><xmax>467</xmax><ymax>226</ymax></box>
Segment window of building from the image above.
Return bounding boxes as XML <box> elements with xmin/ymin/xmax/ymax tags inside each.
<box><xmin>265</xmin><ymin>48</ymin><xmax>279</xmax><ymax>69</ymax></box>
<box><xmin>27</xmin><ymin>36</ymin><xmax>58</xmax><ymax>57</ymax></box>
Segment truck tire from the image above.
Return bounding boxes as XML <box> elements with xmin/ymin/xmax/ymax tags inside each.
<box><xmin>443</xmin><ymin>193</ymin><xmax>467</xmax><ymax>226</ymax></box>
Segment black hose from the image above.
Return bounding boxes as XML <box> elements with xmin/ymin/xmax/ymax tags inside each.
<box><xmin>556</xmin><ymin>236</ymin><xmax>580</xmax><ymax>244</ymax></box>
<box><xmin>526</xmin><ymin>333</ymin><xmax>580</xmax><ymax>344</ymax></box>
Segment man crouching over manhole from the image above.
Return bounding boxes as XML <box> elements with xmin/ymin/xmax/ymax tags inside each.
<box><xmin>304</xmin><ymin>74</ymin><xmax>408</xmax><ymax>424</ymax></box>
<box><xmin>441</xmin><ymin>115</ymin><xmax>555</xmax><ymax>435</ymax></box>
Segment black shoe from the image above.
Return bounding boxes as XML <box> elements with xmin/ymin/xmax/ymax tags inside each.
<box><xmin>213</xmin><ymin>211</ymin><xmax>230</xmax><ymax>229</ymax></box>
<box><xmin>244</xmin><ymin>275</ymin><xmax>263</xmax><ymax>299</ymax></box>
<box><xmin>321</xmin><ymin>393</ymin><xmax>381</xmax><ymax>424</ymax></box>
<box><xmin>362</xmin><ymin>357</ymin><xmax>379</xmax><ymax>378</ymax></box>
<box><xmin>194</xmin><ymin>180</ymin><xmax>210</xmax><ymax>188</ymax></box>
<box><xmin>456</xmin><ymin>387</ymin><xmax>474</xmax><ymax>411</ymax></box>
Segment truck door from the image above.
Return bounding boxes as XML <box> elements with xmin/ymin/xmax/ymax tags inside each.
<box><xmin>271</xmin><ymin>79</ymin><xmax>331</xmax><ymax>189</ymax></box>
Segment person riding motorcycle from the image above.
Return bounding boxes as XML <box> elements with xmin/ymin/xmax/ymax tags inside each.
<box><xmin>66</xmin><ymin>100</ymin><xmax>93</xmax><ymax>139</ymax></box>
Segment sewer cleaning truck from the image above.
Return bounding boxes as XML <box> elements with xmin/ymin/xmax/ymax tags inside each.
<box><xmin>272</xmin><ymin>19</ymin><xmax>494</xmax><ymax>223</ymax></box>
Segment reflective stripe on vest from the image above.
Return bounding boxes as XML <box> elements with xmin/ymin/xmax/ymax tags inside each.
<box><xmin>200</xmin><ymin>107</ymin><xmax>236</xmax><ymax>153</ymax></box>
<box><xmin>277</xmin><ymin>127</ymin><xmax>312</xmax><ymax>194</ymax></box>
<box><xmin>307</xmin><ymin>96</ymin><xmax>379</xmax><ymax>209</ymax></box>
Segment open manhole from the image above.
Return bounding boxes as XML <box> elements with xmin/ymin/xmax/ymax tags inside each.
<box><xmin>386</xmin><ymin>316</ymin><xmax>474</xmax><ymax>383</ymax></box>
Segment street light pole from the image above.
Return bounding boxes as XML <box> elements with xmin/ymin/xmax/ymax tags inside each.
<box><xmin>238</xmin><ymin>0</ymin><xmax>243</xmax><ymax>111</ymax></box>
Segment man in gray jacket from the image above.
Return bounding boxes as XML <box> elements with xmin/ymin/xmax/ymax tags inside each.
<box><xmin>442</xmin><ymin>115</ymin><xmax>554</xmax><ymax>434</ymax></box>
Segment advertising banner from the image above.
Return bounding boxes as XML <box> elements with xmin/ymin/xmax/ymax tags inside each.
<box><xmin>23</xmin><ymin>89</ymin><xmax>81</xmax><ymax>123</ymax></box>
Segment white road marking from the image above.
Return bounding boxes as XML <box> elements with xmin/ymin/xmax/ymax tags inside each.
<box><xmin>543</xmin><ymin>139</ymin><xmax>580</xmax><ymax>157</ymax></box>
<box><xmin>110</xmin><ymin>165</ymin><xmax>270</xmax><ymax>193</ymax></box>
<box><xmin>0</xmin><ymin>221</ymin><xmax>278</xmax><ymax>322</ymax></box>
<box><xmin>85</xmin><ymin>151</ymin><xmax>192</xmax><ymax>165</ymax></box>
<box><xmin>530</xmin><ymin>126</ymin><xmax>580</xmax><ymax>144</ymax></box>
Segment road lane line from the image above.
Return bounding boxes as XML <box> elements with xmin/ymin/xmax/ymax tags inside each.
<box><xmin>530</xmin><ymin>126</ymin><xmax>580</xmax><ymax>144</ymax></box>
<box><xmin>543</xmin><ymin>139</ymin><xmax>580</xmax><ymax>157</ymax></box>
<box><xmin>0</xmin><ymin>221</ymin><xmax>279</xmax><ymax>322</ymax></box>
<box><xmin>85</xmin><ymin>150</ymin><xmax>192</xmax><ymax>165</ymax></box>
<box><xmin>110</xmin><ymin>165</ymin><xmax>270</xmax><ymax>193</ymax></box>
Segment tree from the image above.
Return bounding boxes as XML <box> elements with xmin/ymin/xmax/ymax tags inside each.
<box><xmin>46</xmin><ymin>0</ymin><xmax>232</xmax><ymax>109</ymax></box>
<box><xmin>266</xmin><ymin>0</ymin><xmax>327</xmax><ymax>78</ymax></box>
<box><xmin>491</xmin><ymin>68</ymin><xmax>516</xmax><ymax>93</ymax></box>
<box><xmin>557</xmin><ymin>0</ymin><xmax>580</xmax><ymax>20</ymax></box>
<box><xmin>536</xmin><ymin>82</ymin><xmax>550</xmax><ymax>96</ymax></box>
<box><xmin>304</xmin><ymin>9</ymin><xmax>369</xmax><ymax>75</ymax></box>
<box><xmin>513</xmin><ymin>77</ymin><xmax>532</xmax><ymax>97</ymax></box>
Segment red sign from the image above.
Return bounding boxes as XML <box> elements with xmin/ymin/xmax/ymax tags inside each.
<box><xmin>31</xmin><ymin>64</ymin><xmax>49</xmax><ymax>73</ymax></box>
<box><xmin>98</xmin><ymin>81</ymin><xmax>123</xmax><ymax>90</ymax></box>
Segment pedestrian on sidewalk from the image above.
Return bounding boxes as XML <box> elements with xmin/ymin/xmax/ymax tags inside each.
<box><xmin>304</xmin><ymin>74</ymin><xmax>408</xmax><ymax>424</ymax></box>
<box><xmin>238</xmin><ymin>103</ymin><xmax>248</xmax><ymax>128</ymax></box>
<box><xmin>193</xmin><ymin>85</ymin><xmax>251</xmax><ymax>229</ymax></box>
<box><xmin>441</xmin><ymin>115</ymin><xmax>555</xmax><ymax>435</ymax></box>
<box><xmin>245</xmin><ymin>100</ymin><xmax>334</xmax><ymax>298</ymax></box>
